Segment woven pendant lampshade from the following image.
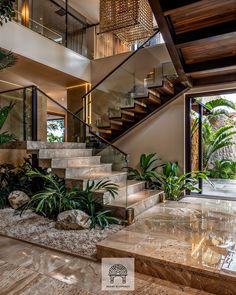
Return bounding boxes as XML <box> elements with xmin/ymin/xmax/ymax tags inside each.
<box><xmin>99</xmin><ymin>0</ymin><xmax>153</xmax><ymax>44</ymax></box>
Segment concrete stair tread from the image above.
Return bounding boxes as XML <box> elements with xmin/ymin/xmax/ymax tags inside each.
<box><xmin>27</xmin><ymin>141</ymin><xmax>86</xmax><ymax>150</ymax></box>
<box><xmin>66</xmin><ymin>171</ymin><xmax>127</xmax><ymax>180</ymax></box>
<box><xmin>108</xmin><ymin>190</ymin><xmax>162</xmax><ymax>208</ymax></box>
<box><xmin>38</xmin><ymin>149</ymin><xmax>93</xmax><ymax>159</ymax></box>
<box><xmin>65</xmin><ymin>164</ymin><xmax>111</xmax><ymax>169</ymax></box>
<box><xmin>52</xmin><ymin>156</ymin><xmax>100</xmax><ymax>161</ymax></box>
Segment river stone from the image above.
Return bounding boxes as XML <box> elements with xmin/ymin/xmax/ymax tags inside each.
<box><xmin>8</xmin><ymin>191</ymin><xmax>30</xmax><ymax>209</ymax></box>
<box><xmin>56</xmin><ymin>209</ymin><xmax>91</xmax><ymax>230</ymax></box>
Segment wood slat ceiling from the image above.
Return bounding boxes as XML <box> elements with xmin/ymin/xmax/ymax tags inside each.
<box><xmin>148</xmin><ymin>0</ymin><xmax>236</xmax><ymax>87</ymax></box>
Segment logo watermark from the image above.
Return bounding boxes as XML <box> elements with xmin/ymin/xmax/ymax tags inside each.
<box><xmin>102</xmin><ymin>258</ymin><xmax>135</xmax><ymax>291</ymax></box>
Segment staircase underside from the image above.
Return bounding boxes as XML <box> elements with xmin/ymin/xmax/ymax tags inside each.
<box><xmin>97</xmin><ymin>80</ymin><xmax>188</xmax><ymax>142</ymax></box>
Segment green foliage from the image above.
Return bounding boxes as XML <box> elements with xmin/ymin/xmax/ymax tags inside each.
<box><xmin>0</xmin><ymin>159</ymin><xmax>56</xmax><ymax>208</ymax></box>
<box><xmin>202</xmin><ymin>124</ymin><xmax>236</xmax><ymax>169</ymax></box>
<box><xmin>47</xmin><ymin>119</ymin><xmax>64</xmax><ymax>142</ymax></box>
<box><xmin>208</xmin><ymin>160</ymin><xmax>236</xmax><ymax>179</ymax></box>
<box><xmin>0</xmin><ymin>48</ymin><xmax>16</xmax><ymax>70</ymax></box>
<box><xmin>154</xmin><ymin>162</ymin><xmax>208</xmax><ymax>201</ymax></box>
<box><xmin>128</xmin><ymin>153</ymin><xmax>161</xmax><ymax>187</ymax></box>
<box><xmin>19</xmin><ymin>170</ymin><xmax>76</xmax><ymax>219</ymax></box>
<box><xmin>0</xmin><ymin>0</ymin><xmax>15</xmax><ymax>25</ymax></box>
<box><xmin>19</xmin><ymin>171</ymin><xmax>121</xmax><ymax>228</ymax></box>
<box><xmin>77</xmin><ymin>180</ymin><xmax>121</xmax><ymax>229</ymax></box>
<box><xmin>205</xmin><ymin>98</ymin><xmax>235</xmax><ymax>121</ymax></box>
<box><xmin>0</xmin><ymin>102</ymin><xmax>17</xmax><ymax>143</ymax></box>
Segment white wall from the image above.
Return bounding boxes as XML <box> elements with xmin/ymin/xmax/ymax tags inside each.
<box><xmin>91</xmin><ymin>44</ymin><xmax>170</xmax><ymax>85</ymax></box>
<box><xmin>116</xmin><ymin>95</ymin><xmax>186</xmax><ymax>171</ymax></box>
<box><xmin>0</xmin><ymin>21</ymin><xmax>91</xmax><ymax>82</ymax></box>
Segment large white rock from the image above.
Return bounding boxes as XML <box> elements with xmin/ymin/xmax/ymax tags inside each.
<box><xmin>56</xmin><ymin>209</ymin><xmax>91</xmax><ymax>230</ymax></box>
<box><xmin>8</xmin><ymin>191</ymin><xmax>30</xmax><ymax>209</ymax></box>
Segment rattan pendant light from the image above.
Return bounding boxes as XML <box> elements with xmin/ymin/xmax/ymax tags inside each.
<box><xmin>99</xmin><ymin>0</ymin><xmax>153</xmax><ymax>44</ymax></box>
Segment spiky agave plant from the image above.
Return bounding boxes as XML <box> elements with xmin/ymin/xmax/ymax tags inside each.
<box><xmin>0</xmin><ymin>102</ymin><xmax>17</xmax><ymax>143</ymax></box>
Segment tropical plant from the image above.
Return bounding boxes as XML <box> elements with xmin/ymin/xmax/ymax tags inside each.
<box><xmin>19</xmin><ymin>170</ymin><xmax>79</xmax><ymax>219</ymax></box>
<box><xmin>208</xmin><ymin>159</ymin><xmax>236</xmax><ymax>179</ymax></box>
<box><xmin>19</xmin><ymin>170</ymin><xmax>121</xmax><ymax>228</ymax></box>
<box><xmin>204</xmin><ymin>98</ymin><xmax>235</xmax><ymax>123</ymax></box>
<box><xmin>0</xmin><ymin>159</ymin><xmax>55</xmax><ymax>208</ymax></box>
<box><xmin>77</xmin><ymin>180</ymin><xmax>121</xmax><ymax>229</ymax></box>
<box><xmin>202</xmin><ymin>124</ymin><xmax>236</xmax><ymax>169</ymax></box>
<box><xmin>0</xmin><ymin>0</ymin><xmax>15</xmax><ymax>25</ymax></box>
<box><xmin>47</xmin><ymin>119</ymin><xmax>64</xmax><ymax>142</ymax></box>
<box><xmin>154</xmin><ymin>162</ymin><xmax>208</xmax><ymax>201</ymax></box>
<box><xmin>0</xmin><ymin>48</ymin><xmax>16</xmax><ymax>70</ymax></box>
<box><xmin>127</xmin><ymin>153</ymin><xmax>161</xmax><ymax>187</ymax></box>
<box><xmin>0</xmin><ymin>102</ymin><xmax>17</xmax><ymax>143</ymax></box>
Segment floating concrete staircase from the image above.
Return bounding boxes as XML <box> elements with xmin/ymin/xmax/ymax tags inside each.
<box><xmin>27</xmin><ymin>141</ymin><xmax>162</xmax><ymax>219</ymax></box>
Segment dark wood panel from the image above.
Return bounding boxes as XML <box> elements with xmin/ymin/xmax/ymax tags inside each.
<box><xmin>185</xmin><ymin>56</ymin><xmax>236</xmax><ymax>73</ymax></box>
<box><xmin>159</xmin><ymin>0</ymin><xmax>201</xmax><ymax>13</ymax></box>
<box><xmin>148</xmin><ymin>0</ymin><xmax>192</xmax><ymax>87</ymax></box>
<box><xmin>181</xmin><ymin>35</ymin><xmax>236</xmax><ymax>64</ymax></box>
<box><xmin>169</xmin><ymin>0</ymin><xmax>236</xmax><ymax>34</ymax></box>
<box><xmin>174</xmin><ymin>21</ymin><xmax>236</xmax><ymax>46</ymax></box>
<box><xmin>190</xmin><ymin>68</ymin><xmax>236</xmax><ymax>79</ymax></box>
<box><xmin>193</xmin><ymin>73</ymin><xmax>236</xmax><ymax>86</ymax></box>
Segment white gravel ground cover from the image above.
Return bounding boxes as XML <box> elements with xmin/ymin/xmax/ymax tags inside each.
<box><xmin>0</xmin><ymin>208</ymin><xmax>123</xmax><ymax>260</ymax></box>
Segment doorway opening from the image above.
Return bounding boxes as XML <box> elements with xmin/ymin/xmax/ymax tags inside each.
<box><xmin>47</xmin><ymin>112</ymin><xmax>65</xmax><ymax>142</ymax></box>
<box><xmin>186</xmin><ymin>89</ymin><xmax>236</xmax><ymax>199</ymax></box>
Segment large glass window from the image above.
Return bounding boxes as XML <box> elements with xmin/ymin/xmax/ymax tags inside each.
<box><xmin>14</xmin><ymin>0</ymin><xmax>88</xmax><ymax>57</ymax></box>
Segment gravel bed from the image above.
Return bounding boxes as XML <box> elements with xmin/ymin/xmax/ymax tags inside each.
<box><xmin>0</xmin><ymin>208</ymin><xmax>123</xmax><ymax>260</ymax></box>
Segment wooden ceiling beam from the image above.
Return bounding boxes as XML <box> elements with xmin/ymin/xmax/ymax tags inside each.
<box><xmin>148</xmin><ymin>0</ymin><xmax>192</xmax><ymax>87</ymax></box>
<box><xmin>158</xmin><ymin>0</ymin><xmax>201</xmax><ymax>14</ymax></box>
<box><xmin>184</xmin><ymin>56</ymin><xmax>236</xmax><ymax>74</ymax></box>
<box><xmin>175</xmin><ymin>21</ymin><xmax>236</xmax><ymax>48</ymax></box>
<box><xmin>193</xmin><ymin>73</ymin><xmax>236</xmax><ymax>86</ymax></box>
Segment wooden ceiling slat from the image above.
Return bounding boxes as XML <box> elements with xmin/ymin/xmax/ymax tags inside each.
<box><xmin>180</xmin><ymin>34</ymin><xmax>236</xmax><ymax>64</ymax></box>
<box><xmin>184</xmin><ymin>56</ymin><xmax>236</xmax><ymax>74</ymax></box>
<box><xmin>169</xmin><ymin>0</ymin><xmax>236</xmax><ymax>34</ymax></box>
<box><xmin>148</xmin><ymin>0</ymin><xmax>236</xmax><ymax>86</ymax></box>
<box><xmin>174</xmin><ymin>21</ymin><xmax>236</xmax><ymax>47</ymax></box>
<box><xmin>148</xmin><ymin>0</ymin><xmax>192</xmax><ymax>87</ymax></box>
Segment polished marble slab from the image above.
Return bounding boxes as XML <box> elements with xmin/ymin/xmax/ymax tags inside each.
<box><xmin>0</xmin><ymin>236</ymin><xmax>212</xmax><ymax>294</ymax></box>
<box><xmin>97</xmin><ymin>197</ymin><xmax>236</xmax><ymax>295</ymax></box>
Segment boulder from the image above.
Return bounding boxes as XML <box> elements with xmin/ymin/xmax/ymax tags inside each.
<box><xmin>56</xmin><ymin>209</ymin><xmax>91</xmax><ymax>230</ymax></box>
<box><xmin>8</xmin><ymin>191</ymin><xmax>30</xmax><ymax>209</ymax></box>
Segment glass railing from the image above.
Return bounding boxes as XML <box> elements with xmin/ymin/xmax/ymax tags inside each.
<box><xmin>13</xmin><ymin>0</ymin><xmax>88</xmax><ymax>58</ymax></box>
<box><xmin>0</xmin><ymin>85</ymin><xmax>128</xmax><ymax>205</ymax></box>
<box><xmin>76</xmin><ymin>30</ymin><xmax>177</xmax><ymax>139</ymax></box>
<box><xmin>0</xmin><ymin>87</ymin><xmax>33</xmax><ymax>141</ymax></box>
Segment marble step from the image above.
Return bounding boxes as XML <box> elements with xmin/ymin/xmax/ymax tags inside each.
<box><xmin>65</xmin><ymin>171</ymin><xmax>128</xmax><ymax>190</ymax></box>
<box><xmin>38</xmin><ymin>148</ymin><xmax>93</xmax><ymax>159</ymax></box>
<box><xmin>97</xmin><ymin>198</ymin><xmax>236</xmax><ymax>295</ymax></box>
<box><xmin>98</xmin><ymin>180</ymin><xmax>146</xmax><ymax>204</ymax></box>
<box><xmin>105</xmin><ymin>190</ymin><xmax>163</xmax><ymax>219</ymax></box>
<box><xmin>53</xmin><ymin>164</ymin><xmax>113</xmax><ymax>179</ymax></box>
<box><xmin>51</xmin><ymin>156</ymin><xmax>101</xmax><ymax>168</ymax></box>
<box><xmin>27</xmin><ymin>141</ymin><xmax>86</xmax><ymax>151</ymax></box>
<box><xmin>39</xmin><ymin>156</ymin><xmax>101</xmax><ymax>169</ymax></box>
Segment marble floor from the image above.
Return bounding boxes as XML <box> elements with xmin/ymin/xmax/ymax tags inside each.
<box><xmin>0</xmin><ymin>235</ymin><xmax>213</xmax><ymax>294</ymax></box>
<box><xmin>203</xmin><ymin>179</ymin><xmax>236</xmax><ymax>198</ymax></box>
<box><xmin>97</xmin><ymin>197</ymin><xmax>236</xmax><ymax>295</ymax></box>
